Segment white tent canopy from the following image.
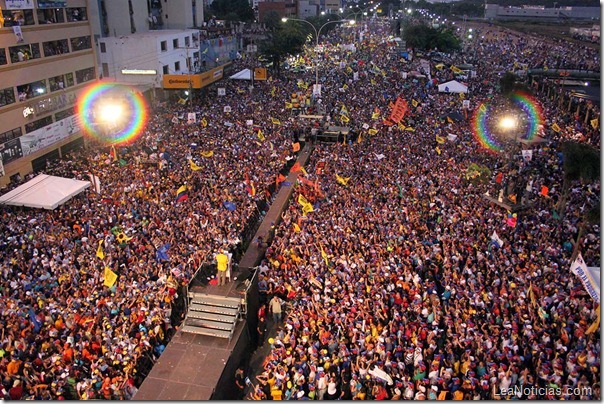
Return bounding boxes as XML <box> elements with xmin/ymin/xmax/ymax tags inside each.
<box><xmin>0</xmin><ymin>174</ymin><xmax>91</xmax><ymax>210</ymax></box>
<box><xmin>229</xmin><ymin>68</ymin><xmax>252</xmax><ymax>80</ymax></box>
<box><xmin>438</xmin><ymin>80</ymin><xmax>468</xmax><ymax>93</ymax></box>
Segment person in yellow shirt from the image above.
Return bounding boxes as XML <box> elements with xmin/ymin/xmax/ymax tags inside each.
<box><xmin>215</xmin><ymin>250</ymin><xmax>229</xmax><ymax>286</ymax></box>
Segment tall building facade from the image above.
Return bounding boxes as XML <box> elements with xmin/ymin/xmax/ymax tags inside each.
<box><xmin>0</xmin><ymin>0</ymin><xmax>97</xmax><ymax>187</ymax></box>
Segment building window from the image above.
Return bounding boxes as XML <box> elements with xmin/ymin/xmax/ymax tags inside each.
<box><xmin>42</xmin><ymin>39</ymin><xmax>69</xmax><ymax>57</ymax></box>
<box><xmin>49</xmin><ymin>75</ymin><xmax>67</xmax><ymax>92</ymax></box>
<box><xmin>100</xmin><ymin>42</ymin><xmax>106</xmax><ymax>53</ymax></box>
<box><xmin>185</xmin><ymin>36</ymin><xmax>190</xmax><ymax>47</ymax></box>
<box><xmin>25</xmin><ymin>116</ymin><xmax>53</xmax><ymax>134</ymax></box>
<box><xmin>37</xmin><ymin>8</ymin><xmax>65</xmax><ymax>24</ymax></box>
<box><xmin>70</xmin><ymin>36</ymin><xmax>92</xmax><ymax>51</ymax></box>
<box><xmin>55</xmin><ymin>107</ymin><xmax>75</xmax><ymax>121</ymax></box>
<box><xmin>0</xmin><ymin>88</ymin><xmax>16</xmax><ymax>107</ymax></box>
<box><xmin>65</xmin><ymin>72</ymin><xmax>74</xmax><ymax>87</ymax></box>
<box><xmin>102</xmin><ymin>63</ymin><xmax>109</xmax><ymax>78</ymax></box>
<box><xmin>17</xmin><ymin>79</ymin><xmax>47</xmax><ymax>101</ymax></box>
<box><xmin>173</xmin><ymin>38</ymin><xmax>179</xmax><ymax>49</ymax></box>
<box><xmin>0</xmin><ymin>49</ymin><xmax>6</xmax><ymax>66</ymax></box>
<box><xmin>161</xmin><ymin>41</ymin><xmax>167</xmax><ymax>52</ymax></box>
<box><xmin>0</xmin><ymin>128</ymin><xmax>22</xmax><ymax>144</ymax></box>
<box><xmin>163</xmin><ymin>65</ymin><xmax>169</xmax><ymax>74</ymax></box>
<box><xmin>1</xmin><ymin>9</ymin><xmax>35</xmax><ymax>27</ymax></box>
<box><xmin>175</xmin><ymin>61</ymin><xmax>180</xmax><ymax>71</ymax></box>
<box><xmin>75</xmin><ymin>67</ymin><xmax>95</xmax><ymax>83</ymax></box>
<box><xmin>66</xmin><ymin>7</ymin><xmax>87</xmax><ymax>22</ymax></box>
<box><xmin>9</xmin><ymin>43</ymin><xmax>41</xmax><ymax>63</ymax></box>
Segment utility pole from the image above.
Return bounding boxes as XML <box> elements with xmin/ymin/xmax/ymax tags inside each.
<box><xmin>177</xmin><ymin>45</ymin><xmax>198</xmax><ymax>104</ymax></box>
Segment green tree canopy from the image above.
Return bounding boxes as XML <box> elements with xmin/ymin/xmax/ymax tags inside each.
<box><xmin>403</xmin><ymin>23</ymin><xmax>461</xmax><ymax>52</ymax></box>
<box><xmin>258</xmin><ymin>20</ymin><xmax>306</xmax><ymax>73</ymax></box>
<box><xmin>209</xmin><ymin>0</ymin><xmax>254</xmax><ymax>22</ymax></box>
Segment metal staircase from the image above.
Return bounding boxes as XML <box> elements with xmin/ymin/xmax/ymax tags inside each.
<box><xmin>182</xmin><ymin>292</ymin><xmax>242</xmax><ymax>339</ymax></box>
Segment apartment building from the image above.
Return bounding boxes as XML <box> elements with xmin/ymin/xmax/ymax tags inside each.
<box><xmin>0</xmin><ymin>0</ymin><xmax>96</xmax><ymax>187</ymax></box>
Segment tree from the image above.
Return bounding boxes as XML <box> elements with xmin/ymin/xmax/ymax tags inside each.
<box><xmin>571</xmin><ymin>204</ymin><xmax>599</xmax><ymax>261</ymax></box>
<box><xmin>403</xmin><ymin>23</ymin><xmax>461</xmax><ymax>52</ymax></box>
<box><xmin>557</xmin><ymin>140</ymin><xmax>600</xmax><ymax>217</ymax></box>
<box><xmin>499</xmin><ymin>72</ymin><xmax>518</xmax><ymax>95</ymax></box>
<box><xmin>258</xmin><ymin>25</ymin><xmax>306</xmax><ymax>74</ymax></box>
<box><xmin>209</xmin><ymin>0</ymin><xmax>254</xmax><ymax>22</ymax></box>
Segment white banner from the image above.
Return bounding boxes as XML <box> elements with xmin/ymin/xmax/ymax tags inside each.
<box><xmin>521</xmin><ymin>149</ymin><xmax>533</xmax><ymax>162</ymax></box>
<box><xmin>0</xmin><ymin>159</ymin><xmax>4</xmax><ymax>177</ymax></box>
<box><xmin>570</xmin><ymin>253</ymin><xmax>600</xmax><ymax>303</ymax></box>
<box><xmin>20</xmin><ymin>115</ymin><xmax>79</xmax><ymax>156</ymax></box>
<box><xmin>312</xmin><ymin>84</ymin><xmax>321</xmax><ymax>96</ymax></box>
<box><xmin>462</xmin><ymin>100</ymin><xmax>470</xmax><ymax>109</ymax></box>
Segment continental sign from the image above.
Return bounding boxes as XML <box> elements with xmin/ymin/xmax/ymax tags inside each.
<box><xmin>163</xmin><ymin>64</ymin><xmax>228</xmax><ymax>89</ymax></box>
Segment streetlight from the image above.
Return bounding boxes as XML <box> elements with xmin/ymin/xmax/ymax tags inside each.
<box><xmin>282</xmin><ymin>17</ymin><xmax>354</xmax><ymax>88</ymax></box>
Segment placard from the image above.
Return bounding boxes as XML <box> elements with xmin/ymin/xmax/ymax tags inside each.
<box><xmin>217</xmin><ymin>88</ymin><xmax>226</xmax><ymax>96</ymax></box>
<box><xmin>223</xmin><ymin>106</ymin><xmax>231</xmax><ymax>113</ymax></box>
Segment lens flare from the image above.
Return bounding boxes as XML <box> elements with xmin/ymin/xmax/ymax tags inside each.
<box><xmin>76</xmin><ymin>82</ymin><xmax>148</xmax><ymax>145</ymax></box>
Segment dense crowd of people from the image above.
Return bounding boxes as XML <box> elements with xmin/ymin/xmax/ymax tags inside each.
<box><xmin>246</xmin><ymin>18</ymin><xmax>600</xmax><ymax>401</ymax></box>
<box><xmin>0</xmin><ymin>13</ymin><xmax>599</xmax><ymax>401</ymax></box>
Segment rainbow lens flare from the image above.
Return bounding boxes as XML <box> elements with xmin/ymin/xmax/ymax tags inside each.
<box><xmin>510</xmin><ymin>91</ymin><xmax>543</xmax><ymax>141</ymax></box>
<box><xmin>472</xmin><ymin>103</ymin><xmax>504</xmax><ymax>153</ymax></box>
<box><xmin>76</xmin><ymin>82</ymin><xmax>148</xmax><ymax>145</ymax></box>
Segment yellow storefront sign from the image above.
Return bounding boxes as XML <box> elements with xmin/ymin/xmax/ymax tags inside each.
<box><xmin>163</xmin><ymin>63</ymin><xmax>229</xmax><ymax>89</ymax></box>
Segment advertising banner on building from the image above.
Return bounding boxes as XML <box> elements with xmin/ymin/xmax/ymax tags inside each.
<box><xmin>37</xmin><ymin>0</ymin><xmax>67</xmax><ymax>8</ymax></box>
<box><xmin>20</xmin><ymin>115</ymin><xmax>80</xmax><ymax>157</ymax></box>
<box><xmin>5</xmin><ymin>0</ymin><xmax>34</xmax><ymax>10</ymax></box>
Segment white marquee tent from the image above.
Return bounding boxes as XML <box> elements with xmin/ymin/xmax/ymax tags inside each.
<box><xmin>0</xmin><ymin>174</ymin><xmax>91</xmax><ymax>210</ymax></box>
<box><xmin>229</xmin><ymin>68</ymin><xmax>252</xmax><ymax>80</ymax></box>
<box><xmin>438</xmin><ymin>80</ymin><xmax>468</xmax><ymax>93</ymax></box>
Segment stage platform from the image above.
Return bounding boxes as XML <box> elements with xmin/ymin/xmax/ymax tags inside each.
<box><xmin>133</xmin><ymin>319</ymin><xmax>246</xmax><ymax>400</ymax></box>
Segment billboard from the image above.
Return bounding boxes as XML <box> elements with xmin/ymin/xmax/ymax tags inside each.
<box><xmin>19</xmin><ymin>115</ymin><xmax>80</xmax><ymax>157</ymax></box>
<box><xmin>163</xmin><ymin>64</ymin><xmax>227</xmax><ymax>89</ymax></box>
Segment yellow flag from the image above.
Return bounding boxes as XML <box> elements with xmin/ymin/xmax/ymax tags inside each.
<box><xmin>335</xmin><ymin>174</ymin><xmax>350</xmax><ymax>186</ymax></box>
<box><xmin>370</xmin><ymin>79</ymin><xmax>377</xmax><ymax>86</ymax></box>
<box><xmin>177</xmin><ymin>97</ymin><xmax>187</xmax><ymax>105</ymax></box>
<box><xmin>298</xmin><ymin>194</ymin><xmax>310</xmax><ymax>207</ymax></box>
<box><xmin>435</xmin><ymin>63</ymin><xmax>444</xmax><ymax>70</ymax></box>
<box><xmin>447</xmin><ymin>116</ymin><xmax>454</xmax><ymax>124</ymax></box>
<box><xmin>398</xmin><ymin>123</ymin><xmax>406</xmax><ymax>131</ymax></box>
<box><xmin>341</xmin><ymin>104</ymin><xmax>348</xmax><ymax>114</ymax></box>
<box><xmin>586</xmin><ymin>305</ymin><xmax>600</xmax><ymax>335</ymax></box>
<box><xmin>435</xmin><ymin>146</ymin><xmax>441</xmax><ymax>155</ymax></box>
<box><xmin>300</xmin><ymin>166</ymin><xmax>308</xmax><ymax>176</ymax></box>
<box><xmin>201</xmin><ymin>150</ymin><xmax>214</xmax><ymax>157</ymax></box>
<box><xmin>96</xmin><ymin>240</ymin><xmax>105</xmax><ymax>260</ymax></box>
<box><xmin>271</xmin><ymin>86</ymin><xmax>276</xmax><ymax>96</ymax></box>
<box><xmin>459</xmin><ymin>92</ymin><xmax>465</xmax><ymax>99</ymax></box>
<box><xmin>368</xmin><ymin>129</ymin><xmax>378</xmax><ymax>135</ymax></box>
<box><xmin>302</xmin><ymin>203</ymin><xmax>314</xmax><ymax>216</ymax></box>
<box><xmin>320</xmin><ymin>243</ymin><xmax>329</xmax><ymax>265</ymax></box>
<box><xmin>346</xmin><ymin>66</ymin><xmax>353</xmax><ymax>73</ymax></box>
<box><xmin>189</xmin><ymin>159</ymin><xmax>202</xmax><ymax>171</ymax></box>
<box><xmin>372</xmin><ymin>111</ymin><xmax>380</xmax><ymax>120</ymax></box>
<box><xmin>551</xmin><ymin>123</ymin><xmax>561</xmax><ymax>133</ymax></box>
<box><xmin>436</xmin><ymin>135</ymin><xmax>445</xmax><ymax>144</ymax></box>
<box><xmin>257</xmin><ymin>130</ymin><xmax>265</xmax><ymax>142</ymax></box>
<box><xmin>271</xmin><ymin>117</ymin><xmax>281</xmax><ymax>125</ymax></box>
<box><xmin>450</xmin><ymin>65</ymin><xmax>462</xmax><ymax>74</ymax></box>
<box><xmin>357</xmin><ymin>133</ymin><xmax>362</xmax><ymax>143</ymax></box>
<box><xmin>404</xmin><ymin>127</ymin><xmax>415</xmax><ymax>132</ymax></box>
<box><xmin>411</xmin><ymin>99</ymin><xmax>419</xmax><ymax>107</ymax></box>
<box><xmin>479</xmin><ymin>104</ymin><xmax>487</xmax><ymax>113</ymax></box>
<box><xmin>293</xmin><ymin>223</ymin><xmax>301</xmax><ymax>233</ymax></box>
<box><xmin>285</xmin><ymin>102</ymin><xmax>293</xmax><ymax>109</ymax></box>
<box><xmin>590</xmin><ymin>118</ymin><xmax>599</xmax><ymax>129</ymax></box>
<box><xmin>342</xmin><ymin>83</ymin><xmax>349</xmax><ymax>90</ymax></box>
<box><xmin>116</xmin><ymin>232</ymin><xmax>132</xmax><ymax>243</ymax></box>
<box><xmin>201</xmin><ymin>117</ymin><xmax>208</xmax><ymax>127</ymax></box>
<box><xmin>103</xmin><ymin>267</ymin><xmax>118</xmax><ymax>288</ymax></box>
<box><xmin>341</xmin><ymin>115</ymin><xmax>350</xmax><ymax>123</ymax></box>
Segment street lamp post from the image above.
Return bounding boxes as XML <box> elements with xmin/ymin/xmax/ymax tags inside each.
<box><xmin>282</xmin><ymin>17</ymin><xmax>354</xmax><ymax>89</ymax></box>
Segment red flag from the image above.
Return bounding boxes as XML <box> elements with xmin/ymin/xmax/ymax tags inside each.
<box><xmin>276</xmin><ymin>173</ymin><xmax>286</xmax><ymax>184</ymax></box>
<box><xmin>540</xmin><ymin>185</ymin><xmax>549</xmax><ymax>197</ymax></box>
<box><xmin>291</xmin><ymin>161</ymin><xmax>301</xmax><ymax>173</ymax></box>
<box><xmin>495</xmin><ymin>172</ymin><xmax>503</xmax><ymax>184</ymax></box>
<box><xmin>292</xmin><ymin>142</ymin><xmax>301</xmax><ymax>152</ymax></box>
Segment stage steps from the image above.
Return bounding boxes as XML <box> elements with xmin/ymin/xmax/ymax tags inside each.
<box><xmin>182</xmin><ymin>292</ymin><xmax>242</xmax><ymax>339</ymax></box>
